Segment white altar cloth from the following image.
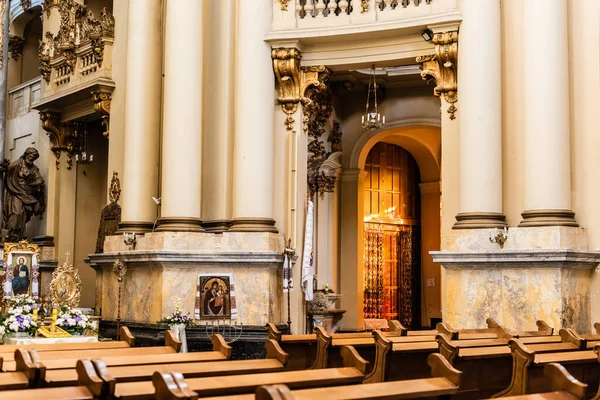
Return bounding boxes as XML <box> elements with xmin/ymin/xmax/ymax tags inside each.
<box><xmin>4</xmin><ymin>336</ymin><xmax>98</xmax><ymax>345</ymax></box>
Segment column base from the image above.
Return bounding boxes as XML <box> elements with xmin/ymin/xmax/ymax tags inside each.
<box><xmin>155</xmin><ymin>217</ymin><xmax>204</xmax><ymax>232</ymax></box>
<box><xmin>202</xmin><ymin>219</ymin><xmax>233</xmax><ymax>233</ymax></box>
<box><xmin>452</xmin><ymin>212</ymin><xmax>507</xmax><ymax>229</ymax></box>
<box><xmin>519</xmin><ymin>209</ymin><xmax>578</xmax><ymax>227</ymax></box>
<box><xmin>229</xmin><ymin>218</ymin><xmax>278</xmax><ymax>233</ymax></box>
<box><xmin>116</xmin><ymin>221</ymin><xmax>155</xmax><ymax>234</ymax></box>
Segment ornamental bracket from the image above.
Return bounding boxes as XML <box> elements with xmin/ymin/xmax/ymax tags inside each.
<box><xmin>417</xmin><ymin>31</ymin><xmax>458</xmax><ymax>120</ymax></box>
<box><xmin>92</xmin><ymin>92</ymin><xmax>111</xmax><ymax>138</ymax></box>
<box><xmin>272</xmin><ymin>47</ymin><xmax>330</xmax><ymax>130</ymax></box>
<box><xmin>40</xmin><ymin>112</ymin><xmax>80</xmax><ymax>170</ymax></box>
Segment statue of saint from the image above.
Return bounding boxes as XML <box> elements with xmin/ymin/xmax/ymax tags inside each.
<box><xmin>1</xmin><ymin>148</ymin><xmax>46</xmax><ymax>242</ymax></box>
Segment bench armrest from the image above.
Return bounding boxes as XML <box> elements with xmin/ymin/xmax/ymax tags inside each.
<box><xmin>428</xmin><ymin>353</ymin><xmax>462</xmax><ymax>387</ymax></box>
<box><xmin>211</xmin><ymin>334</ymin><xmax>232</xmax><ymax>359</ymax></box>
<box><xmin>165</xmin><ymin>329</ymin><xmax>182</xmax><ymax>352</ymax></box>
<box><xmin>120</xmin><ymin>326</ymin><xmax>135</xmax><ymax>346</ymax></box>
<box><xmin>265</xmin><ymin>339</ymin><xmax>289</xmax><ymax>367</ymax></box>
<box><xmin>153</xmin><ymin>371</ymin><xmax>198</xmax><ymax>400</ymax></box>
<box><xmin>256</xmin><ymin>384</ymin><xmax>294</xmax><ymax>400</ymax></box>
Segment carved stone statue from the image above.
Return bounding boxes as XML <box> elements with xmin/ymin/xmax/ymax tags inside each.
<box><xmin>1</xmin><ymin>148</ymin><xmax>46</xmax><ymax>242</ymax></box>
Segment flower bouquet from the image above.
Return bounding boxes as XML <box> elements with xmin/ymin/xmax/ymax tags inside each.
<box><xmin>158</xmin><ymin>300</ymin><xmax>194</xmax><ymax>353</ymax></box>
<box><xmin>56</xmin><ymin>305</ymin><xmax>98</xmax><ymax>335</ymax></box>
<box><xmin>8</xmin><ymin>294</ymin><xmax>37</xmax><ymax>314</ymax></box>
<box><xmin>2</xmin><ymin>308</ymin><xmax>38</xmax><ymax>338</ymax></box>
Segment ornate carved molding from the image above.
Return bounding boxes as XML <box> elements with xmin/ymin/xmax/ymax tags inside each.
<box><xmin>276</xmin><ymin>0</ymin><xmax>289</xmax><ymax>11</ymax></box>
<box><xmin>272</xmin><ymin>48</ymin><xmax>331</xmax><ymax>130</ymax></box>
<box><xmin>43</xmin><ymin>0</ymin><xmax>55</xmax><ymax>17</ymax></box>
<box><xmin>417</xmin><ymin>31</ymin><xmax>458</xmax><ymax>120</ymax></box>
<box><xmin>92</xmin><ymin>92</ymin><xmax>111</xmax><ymax>138</ymax></box>
<box><xmin>316</xmin><ymin>171</ymin><xmax>336</xmax><ymax>199</ymax></box>
<box><xmin>361</xmin><ymin>0</ymin><xmax>369</xmax><ymax>12</ymax></box>
<box><xmin>8</xmin><ymin>36</ymin><xmax>25</xmax><ymax>62</ymax></box>
<box><xmin>20</xmin><ymin>0</ymin><xmax>32</xmax><ymax>11</ymax></box>
<box><xmin>95</xmin><ymin>172</ymin><xmax>121</xmax><ymax>253</ymax></box>
<box><xmin>40</xmin><ymin>112</ymin><xmax>80</xmax><ymax>170</ymax></box>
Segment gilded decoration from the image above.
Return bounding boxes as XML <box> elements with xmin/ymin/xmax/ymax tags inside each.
<box><xmin>3</xmin><ymin>241</ymin><xmax>41</xmax><ymax>299</ymax></box>
<box><xmin>40</xmin><ymin>112</ymin><xmax>81</xmax><ymax>170</ymax></box>
<box><xmin>49</xmin><ymin>252</ymin><xmax>82</xmax><ymax>308</ymax></box>
<box><xmin>277</xmin><ymin>0</ymin><xmax>289</xmax><ymax>11</ymax></box>
<box><xmin>20</xmin><ymin>0</ymin><xmax>32</xmax><ymax>11</ymax></box>
<box><xmin>38</xmin><ymin>1</ymin><xmax>114</xmax><ymax>81</ymax></box>
<box><xmin>95</xmin><ymin>172</ymin><xmax>121</xmax><ymax>253</ymax></box>
<box><xmin>316</xmin><ymin>172</ymin><xmax>336</xmax><ymax>199</ymax></box>
<box><xmin>417</xmin><ymin>31</ymin><xmax>458</xmax><ymax>120</ymax></box>
<box><xmin>92</xmin><ymin>92</ymin><xmax>111</xmax><ymax>137</ymax></box>
<box><xmin>8</xmin><ymin>36</ymin><xmax>25</xmax><ymax>62</ymax></box>
<box><xmin>43</xmin><ymin>0</ymin><xmax>54</xmax><ymax>17</ymax></box>
<box><xmin>361</xmin><ymin>0</ymin><xmax>369</xmax><ymax>12</ymax></box>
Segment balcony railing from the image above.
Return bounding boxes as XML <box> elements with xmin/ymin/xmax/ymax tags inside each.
<box><xmin>271</xmin><ymin>0</ymin><xmax>459</xmax><ymax>36</ymax></box>
<box><xmin>8</xmin><ymin>77</ymin><xmax>41</xmax><ymax>120</ymax></box>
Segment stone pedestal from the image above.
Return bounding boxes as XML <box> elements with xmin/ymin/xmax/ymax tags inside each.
<box><xmin>88</xmin><ymin>232</ymin><xmax>284</xmax><ymax>326</ymax></box>
<box><xmin>433</xmin><ymin>227</ymin><xmax>600</xmax><ymax>332</ymax></box>
<box><xmin>308</xmin><ymin>310</ymin><xmax>346</xmax><ymax>334</ymax></box>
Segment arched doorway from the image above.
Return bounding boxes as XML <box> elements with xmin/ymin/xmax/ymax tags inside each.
<box><xmin>363</xmin><ymin>142</ymin><xmax>421</xmax><ymax>328</ymax></box>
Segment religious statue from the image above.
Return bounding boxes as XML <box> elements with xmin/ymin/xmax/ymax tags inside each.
<box><xmin>11</xmin><ymin>256</ymin><xmax>30</xmax><ymax>295</ymax></box>
<box><xmin>1</xmin><ymin>148</ymin><xmax>46</xmax><ymax>242</ymax></box>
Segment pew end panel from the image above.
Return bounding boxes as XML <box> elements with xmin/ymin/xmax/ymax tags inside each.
<box><xmin>311</xmin><ymin>326</ymin><xmax>332</xmax><ymax>369</ymax></box>
<box><xmin>544</xmin><ymin>363</ymin><xmax>587</xmax><ymax>400</ymax></box>
<box><xmin>363</xmin><ymin>330</ymin><xmax>392</xmax><ymax>384</ymax></box>
<box><xmin>256</xmin><ymin>384</ymin><xmax>294</xmax><ymax>400</ymax></box>
<box><xmin>428</xmin><ymin>353</ymin><xmax>462</xmax><ymax>387</ymax></box>
<box><xmin>537</xmin><ymin>320</ymin><xmax>554</xmax><ymax>335</ymax></box>
<box><xmin>559</xmin><ymin>329</ymin><xmax>587</xmax><ymax>350</ymax></box>
<box><xmin>266</xmin><ymin>339</ymin><xmax>289</xmax><ymax>367</ymax></box>
<box><xmin>153</xmin><ymin>371</ymin><xmax>198</xmax><ymax>400</ymax></box>
<box><xmin>594</xmin><ymin>322</ymin><xmax>600</xmax><ymax>335</ymax></box>
<box><xmin>15</xmin><ymin>348</ymin><xmax>46</xmax><ymax>387</ymax></box>
<box><xmin>340</xmin><ymin>345</ymin><xmax>368</xmax><ymax>374</ymax></box>
<box><xmin>120</xmin><ymin>326</ymin><xmax>135</xmax><ymax>346</ymax></box>
<box><xmin>494</xmin><ymin>339</ymin><xmax>536</xmax><ymax>397</ymax></box>
<box><xmin>387</xmin><ymin>320</ymin><xmax>408</xmax><ymax>336</ymax></box>
<box><xmin>165</xmin><ymin>330</ymin><xmax>183</xmax><ymax>352</ymax></box>
<box><xmin>266</xmin><ymin>323</ymin><xmax>283</xmax><ymax>341</ymax></box>
<box><xmin>436</xmin><ymin>333</ymin><xmax>458</xmax><ymax>364</ymax></box>
<box><xmin>211</xmin><ymin>334</ymin><xmax>232</xmax><ymax>359</ymax></box>
<box><xmin>436</xmin><ymin>322</ymin><xmax>459</xmax><ymax>340</ymax></box>
<box><xmin>91</xmin><ymin>359</ymin><xmax>117</xmax><ymax>398</ymax></box>
<box><xmin>487</xmin><ymin>318</ymin><xmax>501</xmax><ymax>329</ymax></box>
<box><xmin>76</xmin><ymin>359</ymin><xmax>105</xmax><ymax>399</ymax></box>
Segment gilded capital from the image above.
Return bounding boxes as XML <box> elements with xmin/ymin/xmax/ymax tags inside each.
<box><xmin>272</xmin><ymin>47</ymin><xmax>331</xmax><ymax>130</ymax></box>
<box><xmin>417</xmin><ymin>31</ymin><xmax>458</xmax><ymax>120</ymax></box>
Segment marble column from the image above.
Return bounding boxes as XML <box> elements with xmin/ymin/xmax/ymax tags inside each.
<box><xmin>118</xmin><ymin>0</ymin><xmax>162</xmax><ymax>233</ymax></box>
<box><xmin>453</xmin><ymin>0</ymin><xmax>506</xmax><ymax>229</ymax></box>
<box><xmin>156</xmin><ymin>0</ymin><xmax>204</xmax><ymax>232</ymax></box>
<box><xmin>230</xmin><ymin>0</ymin><xmax>278</xmax><ymax>233</ymax></box>
<box><xmin>519</xmin><ymin>0</ymin><xmax>577</xmax><ymax>227</ymax></box>
<box><xmin>202</xmin><ymin>0</ymin><xmax>236</xmax><ymax>233</ymax></box>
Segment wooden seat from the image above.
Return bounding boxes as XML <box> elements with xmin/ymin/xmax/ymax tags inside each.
<box><xmin>500</xmin><ymin>363</ymin><xmax>587</xmax><ymax>400</ymax></box>
<box><xmin>495</xmin><ymin>340</ymin><xmax>600</xmax><ymax>397</ymax></box>
<box><xmin>197</xmin><ymin>353</ymin><xmax>461</xmax><ymax>400</ymax></box>
<box><xmin>114</xmin><ymin>346</ymin><xmax>367</xmax><ymax>399</ymax></box>
<box><xmin>437</xmin><ymin>319</ymin><xmax>554</xmax><ymax>341</ymax></box>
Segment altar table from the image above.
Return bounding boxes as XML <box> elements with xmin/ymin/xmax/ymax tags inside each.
<box><xmin>4</xmin><ymin>336</ymin><xmax>98</xmax><ymax>345</ymax></box>
<box><xmin>363</xmin><ymin>318</ymin><xmax>389</xmax><ymax>331</ymax></box>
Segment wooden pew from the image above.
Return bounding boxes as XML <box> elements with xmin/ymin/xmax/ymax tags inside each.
<box><xmin>494</xmin><ymin>340</ymin><xmax>600</xmax><ymax>397</ymax></box>
<box><xmin>196</xmin><ymin>353</ymin><xmax>461</xmax><ymax>400</ymax></box>
<box><xmin>435</xmin><ymin>330</ymin><xmax>592</xmax><ymax>399</ymax></box>
<box><xmin>114</xmin><ymin>345</ymin><xmax>367</xmax><ymax>399</ymax></box>
<box><xmin>437</xmin><ymin>320</ymin><xmax>555</xmax><ymax>341</ymax></box>
<box><xmin>502</xmin><ymin>363</ymin><xmax>587</xmax><ymax>400</ymax></box>
<box><xmin>487</xmin><ymin>318</ymin><xmax>555</xmax><ymax>336</ymax></box>
<box><xmin>41</xmin><ymin>338</ymin><xmax>289</xmax><ymax>388</ymax></box>
<box><xmin>3</xmin><ymin>333</ymin><xmax>231</xmax><ymax>373</ymax></box>
<box><xmin>0</xmin><ymin>329</ymin><xmax>182</xmax><ymax>370</ymax></box>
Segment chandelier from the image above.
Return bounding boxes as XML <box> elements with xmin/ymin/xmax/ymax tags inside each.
<box><xmin>361</xmin><ymin>66</ymin><xmax>385</xmax><ymax>130</ymax></box>
<box><xmin>74</xmin><ymin>123</ymin><xmax>93</xmax><ymax>165</ymax></box>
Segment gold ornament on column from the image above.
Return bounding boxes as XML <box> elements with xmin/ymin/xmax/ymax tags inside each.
<box><xmin>277</xmin><ymin>0</ymin><xmax>289</xmax><ymax>11</ymax></box>
<box><xmin>417</xmin><ymin>31</ymin><xmax>458</xmax><ymax>120</ymax></box>
<box><xmin>92</xmin><ymin>92</ymin><xmax>111</xmax><ymax>138</ymax></box>
<box><xmin>272</xmin><ymin>47</ymin><xmax>330</xmax><ymax>130</ymax></box>
<box><xmin>40</xmin><ymin>112</ymin><xmax>80</xmax><ymax>170</ymax></box>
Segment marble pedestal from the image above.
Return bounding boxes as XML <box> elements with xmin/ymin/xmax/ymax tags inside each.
<box><xmin>308</xmin><ymin>309</ymin><xmax>346</xmax><ymax>334</ymax></box>
<box><xmin>87</xmin><ymin>232</ymin><xmax>284</xmax><ymax>326</ymax></box>
<box><xmin>432</xmin><ymin>227</ymin><xmax>600</xmax><ymax>333</ymax></box>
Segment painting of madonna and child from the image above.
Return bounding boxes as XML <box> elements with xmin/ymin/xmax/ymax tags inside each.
<box><xmin>199</xmin><ymin>276</ymin><xmax>231</xmax><ymax>319</ymax></box>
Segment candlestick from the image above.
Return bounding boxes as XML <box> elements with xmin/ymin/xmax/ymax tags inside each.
<box><xmin>51</xmin><ymin>308</ymin><xmax>57</xmax><ymax>327</ymax></box>
<box><xmin>33</xmin><ymin>308</ymin><xmax>38</xmax><ymax>322</ymax></box>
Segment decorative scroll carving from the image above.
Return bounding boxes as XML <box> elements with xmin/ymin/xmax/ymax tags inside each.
<box><xmin>92</xmin><ymin>92</ymin><xmax>111</xmax><ymax>138</ymax></box>
<box><xmin>95</xmin><ymin>172</ymin><xmax>121</xmax><ymax>253</ymax></box>
<box><xmin>417</xmin><ymin>31</ymin><xmax>458</xmax><ymax>120</ymax></box>
<box><xmin>43</xmin><ymin>0</ymin><xmax>54</xmax><ymax>17</ymax></box>
<box><xmin>20</xmin><ymin>0</ymin><xmax>32</xmax><ymax>11</ymax></box>
<box><xmin>40</xmin><ymin>112</ymin><xmax>80</xmax><ymax>170</ymax></box>
<box><xmin>361</xmin><ymin>0</ymin><xmax>369</xmax><ymax>12</ymax></box>
<box><xmin>316</xmin><ymin>172</ymin><xmax>336</xmax><ymax>199</ymax></box>
<box><xmin>277</xmin><ymin>0</ymin><xmax>289</xmax><ymax>11</ymax></box>
<box><xmin>50</xmin><ymin>253</ymin><xmax>82</xmax><ymax>308</ymax></box>
<box><xmin>328</xmin><ymin>121</ymin><xmax>342</xmax><ymax>153</ymax></box>
<box><xmin>8</xmin><ymin>36</ymin><xmax>25</xmax><ymax>61</ymax></box>
<box><xmin>38</xmin><ymin>35</ymin><xmax>52</xmax><ymax>83</ymax></box>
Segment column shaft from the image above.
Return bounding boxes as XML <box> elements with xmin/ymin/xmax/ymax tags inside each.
<box><xmin>230</xmin><ymin>0</ymin><xmax>277</xmax><ymax>233</ymax></box>
<box><xmin>520</xmin><ymin>0</ymin><xmax>577</xmax><ymax>226</ymax></box>
<box><xmin>156</xmin><ymin>0</ymin><xmax>204</xmax><ymax>232</ymax></box>
<box><xmin>453</xmin><ymin>0</ymin><xmax>506</xmax><ymax>229</ymax></box>
<box><xmin>118</xmin><ymin>0</ymin><xmax>162</xmax><ymax>233</ymax></box>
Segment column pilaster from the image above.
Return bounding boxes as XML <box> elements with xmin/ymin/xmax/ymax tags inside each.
<box><xmin>155</xmin><ymin>0</ymin><xmax>204</xmax><ymax>232</ymax></box>
<box><xmin>118</xmin><ymin>0</ymin><xmax>162</xmax><ymax>234</ymax></box>
<box><xmin>230</xmin><ymin>0</ymin><xmax>277</xmax><ymax>233</ymax></box>
<box><xmin>519</xmin><ymin>0</ymin><xmax>577</xmax><ymax>227</ymax></box>
<box><xmin>453</xmin><ymin>0</ymin><xmax>506</xmax><ymax>228</ymax></box>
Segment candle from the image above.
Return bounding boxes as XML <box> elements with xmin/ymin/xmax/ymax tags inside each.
<box><xmin>32</xmin><ymin>308</ymin><xmax>38</xmax><ymax>322</ymax></box>
<box><xmin>51</xmin><ymin>308</ymin><xmax>57</xmax><ymax>327</ymax></box>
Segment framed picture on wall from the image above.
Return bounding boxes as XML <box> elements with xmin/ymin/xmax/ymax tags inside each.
<box><xmin>3</xmin><ymin>241</ymin><xmax>40</xmax><ymax>299</ymax></box>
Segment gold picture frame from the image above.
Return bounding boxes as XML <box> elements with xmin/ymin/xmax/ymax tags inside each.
<box><xmin>3</xmin><ymin>241</ymin><xmax>41</xmax><ymax>299</ymax></box>
<box><xmin>49</xmin><ymin>253</ymin><xmax>82</xmax><ymax>308</ymax></box>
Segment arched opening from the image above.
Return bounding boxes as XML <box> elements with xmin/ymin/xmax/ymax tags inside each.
<box><xmin>20</xmin><ymin>15</ymin><xmax>42</xmax><ymax>84</ymax></box>
<box><xmin>363</xmin><ymin>142</ymin><xmax>421</xmax><ymax>328</ymax></box>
